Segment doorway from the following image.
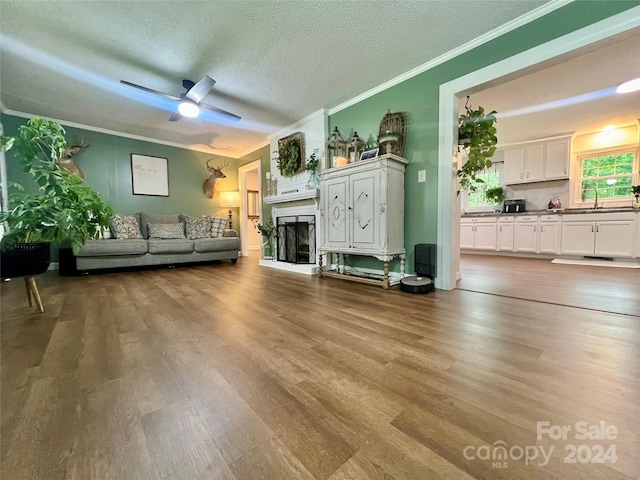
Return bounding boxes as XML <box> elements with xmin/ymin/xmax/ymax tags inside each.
<box><xmin>238</xmin><ymin>160</ymin><xmax>262</xmax><ymax>258</ymax></box>
<box><xmin>436</xmin><ymin>8</ymin><xmax>640</xmax><ymax>290</ymax></box>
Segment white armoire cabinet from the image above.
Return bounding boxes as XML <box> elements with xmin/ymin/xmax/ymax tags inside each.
<box><xmin>318</xmin><ymin>154</ymin><xmax>409</xmax><ymax>289</ymax></box>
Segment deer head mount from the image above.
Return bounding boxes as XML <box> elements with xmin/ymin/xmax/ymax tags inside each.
<box><xmin>58</xmin><ymin>137</ymin><xmax>90</xmax><ymax>180</ymax></box>
<box><xmin>203</xmin><ymin>158</ymin><xmax>230</xmax><ymax>199</ymax></box>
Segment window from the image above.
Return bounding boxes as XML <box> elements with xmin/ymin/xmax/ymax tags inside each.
<box><xmin>464</xmin><ymin>166</ymin><xmax>503</xmax><ymax>211</ymax></box>
<box><xmin>579</xmin><ymin>149</ymin><xmax>638</xmax><ymax>203</ymax></box>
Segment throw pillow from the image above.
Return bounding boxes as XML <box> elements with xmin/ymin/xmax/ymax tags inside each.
<box><xmin>147</xmin><ymin>223</ymin><xmax>186</xmax><ymax>239</ymax></box>
<box><xmin>210</xmin><ymin>217</ymin><xmax>228</xmax><ymax>238</ymax></box>
<box><xmin>182</xmin><ymin>215</ymin><xmax>212</xmax><ymax>240</ymax></box>
<box><xmin>110</xmin><ymin>214</ymin><xmax>143</xmax><ymax>239</ymax></box>
<box><xmin>139</xmin><ymin>212</ymin><xmax>181</xmax><ymax>239</ymax></box>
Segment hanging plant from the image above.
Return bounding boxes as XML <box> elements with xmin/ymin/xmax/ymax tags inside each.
<box><xmin>457</xmin><ymin>97</ymin><xmax>498</xmax><ymax>194</ymax></box>
<box><xmin>485</xmin><ymin>186</ymin><xmax>505</xmax><ymax>204</ymax></box>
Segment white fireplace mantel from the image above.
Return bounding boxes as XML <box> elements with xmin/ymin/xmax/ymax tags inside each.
<box><xmin>263</xmin><ymin>188</ymin><xmax>319</xmax><ymax>205</ymax></box>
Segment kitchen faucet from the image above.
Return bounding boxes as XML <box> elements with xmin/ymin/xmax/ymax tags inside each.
<box><xmin>582</xmin><ymin>186</ymin><xmax>599</xmax><ymax>209</ymax></box>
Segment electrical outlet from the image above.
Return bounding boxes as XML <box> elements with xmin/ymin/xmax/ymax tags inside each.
<box><xmin>418</xmin><ymin>170</ymin><xmax>426</xmax><ymax>183</ymax></box>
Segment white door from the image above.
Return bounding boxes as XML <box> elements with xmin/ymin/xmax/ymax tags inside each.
<box><xmin>561</xmin><ymin>222</ymin><xmax>595</xmax><ymax>255</ymax></box>
<box><xmin>595</xmin><ymin>221</ymin><xmax>635</xmax><ymax>257</ymax></box>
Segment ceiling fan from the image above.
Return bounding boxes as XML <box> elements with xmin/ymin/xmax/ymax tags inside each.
<box><xmin>119</xmin><ymin>75</ymin><xmax>241</xmax><ymax>122</ymax></box>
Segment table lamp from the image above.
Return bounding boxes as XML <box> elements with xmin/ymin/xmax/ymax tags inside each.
<box><xmin>220</xmin><ymin>191</ymin><xmax>240</xmax><ymax>229</ymax></box>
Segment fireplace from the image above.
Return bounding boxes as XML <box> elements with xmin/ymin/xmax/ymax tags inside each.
<box><xmin>276</xmin><ymin>215</ymin><xmax>316</xmax><ymax>264</ymax></box>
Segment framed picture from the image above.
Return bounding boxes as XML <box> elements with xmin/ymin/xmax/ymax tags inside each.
<box><xmin>131</xmin><ymin>154</ymin><xmax>169</xmax><ymax>196</ymax></box>
<box><xmin>359</xmin><ymin>148</ymin><xmax>379</xmax><ymax>162</ymax></box>
<box><xmin>247</xmin><ymin>190</ymin><xmax>259</xmax><ymax>218</ymax></box>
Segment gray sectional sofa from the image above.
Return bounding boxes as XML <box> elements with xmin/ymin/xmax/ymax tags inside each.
<box><xmin>75</xmin><ymin>212</ymin><xmax>239</xmax><ymax>271</ymax></box>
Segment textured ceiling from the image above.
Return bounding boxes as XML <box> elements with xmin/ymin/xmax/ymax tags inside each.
<box><xmin>467</xmin><ymin>29</ymin><xmax>640</xmax><ymax>145</ymax></box>
<box><xmin>0</xmin><ymin>0</ymin><xmax>550</xmax><ymax>157</ymax></box>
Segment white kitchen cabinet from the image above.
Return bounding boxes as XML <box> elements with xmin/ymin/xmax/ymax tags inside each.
<box><xmin>561</xmin><ymin>213</ymin><xmax>636</xmax><ymax>257</ymax></box>
<box><xmin>514</xmin><ymin>216</ymin><xmax>539</xmax><ymax>253</ymax></box>
<box><xmin>504</xmin><ymin>148</ymin><xmax>525</xmax><ymax>184</ymax></box>
<box><xmin>523</xmin><ymin>144</ymin><xmax>544</xmax><ymax>182</ymax></box>
<box><xmin>543</xmin><ymin>138</ymin><xmax>570</xmax><ymax>180</ymax></box>
<box><xmin>503</xmin><ymin>136</ymin><xmax>571</xmax><ymax>184</ymax></box>
<box><xmin>497</xmin><ymin>217</ymin><xmax>515</xmax><ymax>251</ymax></box>
<box><xmin>460</xmin><ymin>217</ymin><xmax>497</xmax><ymax>251</ymax></box>
<box><xmin>460</xmin><ymin>223</ymin><xmax>475</xmax><ymax>249</ymax></box>
<box><xmin>538</xmin><ymin>215</ymin><xmax>561</xmax><ymax>254</ymax></box>
<box><xmin>319</xmin><ymin>154</ymin><xmax>409</xmax><ymax>288</ymax></box>
<box><xmin>561</xmin><ymin>222</ymin><xmax>596</xmax><ymax>255</ymax></box>
<box><xmin>595</xmin><ymin>221</ymin><xmax>635</xmax><ymax>257</ymax></box>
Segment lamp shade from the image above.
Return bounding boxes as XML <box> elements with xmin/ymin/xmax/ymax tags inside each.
<box><xmin>220</xmin><ymin>191</ymin><xmax>240</xmax><ymax>207</ymax></box>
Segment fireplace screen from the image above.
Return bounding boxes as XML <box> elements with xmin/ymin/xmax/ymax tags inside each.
<box><xmin>276</xmin><ymin>215</ymin><xmax>316</xmax><ymax>264</ymax></box>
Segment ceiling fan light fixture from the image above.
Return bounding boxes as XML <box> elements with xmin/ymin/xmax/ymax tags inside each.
<box><xmin>178</xmin><ymin>100</ymin><xmax>199</xmax><ymax>118</ymax></box>
<box><xmin>616</xmin><ymin>77</ymin><xmax>640</xmax><ymax>94</ymax></box>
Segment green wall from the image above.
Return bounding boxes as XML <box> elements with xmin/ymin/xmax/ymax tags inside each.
<box><xmin>328</xmin><ymin>1</ymin><xmax>639</xmax><ymax>272</ymax></box>
<box><xmin>2</xmin><ymin>114</ymin><xmax>238</xmax><ymax>218</ymax></box>
<box><xmin>237</xmin><ymin>143</ymin><xmax>271</xmax><ymax>242</ymax></box>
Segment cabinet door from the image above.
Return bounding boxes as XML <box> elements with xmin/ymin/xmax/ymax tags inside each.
<box><xmin>538</xmin><ymin>222</ymin><xmax>560</xmax><ymax>254</ymax></box>
<box><xmin>515</xmin><ymin>223</ymin><xmax>538</xmax><ymax>253</ymax></box>
<box><xmin>504</xmin><ymin>148</ymin><xmax>525</xmax><ymax>184</ymax></box>
<box><xmin>497</xmin><ymin>223</ymin><xmax>514</xmax><ymax>251</ymax></box>
<box><xmin>350</xmin><ymin>170</ymin><xmax>379</xmax><ymax>250</ymax></box>
<box><xmin>595</xmin><ymin>221</ymin><xmax>635</xmax><ymax>257</ymax></box>
<box><xmin>561</xmin><ymin>222</ymin><xmax>595</xmax><ymax>255</ymax></box>
<box><xmin>460</xmin><ymin>224</ymin><xmax>475</xmax><ymax>249</ymax></box>
<box><xmin>544</xmin><ymin>139</ymin><xmax>569</xmax><ymax>180</ymax></box>
<box><xmin>323</xmin><ymin>176</ymin><xmax>349</xmax><ymax>248</ymax></box>
<box><xmin>474</xmin><ymin>223</ymin><xmax>497</xmax><ymax>250</ymax></box>
<box><xmin>524</xmin><ymin>144</ymin><xmax>544</xmax><ymax>182</ymax></box>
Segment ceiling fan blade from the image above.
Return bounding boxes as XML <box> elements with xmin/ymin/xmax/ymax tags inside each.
<box><xmin>168</xmin><ymin>111</ymin><xmax>182</xmax><ymax>122</ymax></box>
<box><xmin>199</xmin><ymin>102</ymin><xmax>241</xmax><ymax>121</ymax></box>
<box><xmin>184</xmin><ymin>75</ymin><xmax>216</xmax><ymax>103</ymax></box>
<box><xmin>119</xmin><ymin>80</ymin><xmax>181</xmax><ymax>101</ymax></box>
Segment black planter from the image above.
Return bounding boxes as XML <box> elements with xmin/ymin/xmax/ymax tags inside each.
<box><xmin>0</xmin><ymin>242</ymin><xmax>51</xmax><ymax>278</ymax></box>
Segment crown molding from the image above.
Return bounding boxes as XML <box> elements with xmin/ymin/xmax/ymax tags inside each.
<box><xmin>0</xmin><ymin>107</ymin><xmax>238</xmax><ymax>157</ymax></box>
<box><xmin>237</xmin><ymin>140</ymin><xmax>270</xmax><ymax>159</ymax></box>
<box><xmin>327</xmin><ymin>0</ymin><xmax>572</xmax><ymax>116</ymax></box>
<box><xmin>267</xmin><ymin>109</ymin><xmax>327</xmax><ymax>141</ymax></box>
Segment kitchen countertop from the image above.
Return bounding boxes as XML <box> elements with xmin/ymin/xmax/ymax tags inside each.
<box><xmin>461</xmin><ymin>207</ymin><xmax>637</xmax><ymax>218</ymax></box>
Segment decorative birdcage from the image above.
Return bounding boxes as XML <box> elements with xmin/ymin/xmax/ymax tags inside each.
<box><xmin>326</xmin><ymin>126</ymin><xmax>347</xmax><ymax>167</ymax></box>
<box><xmin>346</xmin><ymin>131</ymin><xmax>365</xmax><ymax>163</ymax></box>
<box><xmin>377</xmin><ymin>110</ymin><xmax>406</xmax><ymax>157</ymax></box>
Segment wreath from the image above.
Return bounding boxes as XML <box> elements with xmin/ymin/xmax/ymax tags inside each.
<box><xmin>276</xmin><ymin>137</ymin><xmax>302</xmax><ymax>176</ymax></box>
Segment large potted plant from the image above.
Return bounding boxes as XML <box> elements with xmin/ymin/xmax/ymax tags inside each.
<box><xmin>0</xmin><ymin>118</ymin><xmax>114</xmax><ymax>279</ymax></box>
<box><xmin>457</xmin><ymin>98</ymin><xmax>498</xmax><ymax>194</ymax></box>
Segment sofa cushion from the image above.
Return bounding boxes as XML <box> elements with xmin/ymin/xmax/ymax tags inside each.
<box><xmin>110</xmin><ymin>214</ymin><xmax>143</xmax><ymax>239</ymax></box>
<box><xmin>181</xmin><ymin>215</ymin><xmax>212</xmax><ymax>239</ymax></box>
<box><xmin>78</xmin><ymin>239</ymin><xmax>148</xmax><ymax>256</ymax></box>
<box><xmin>139</xmin><ymin>213</ymin><xmax>181</xmax><ymax>239</ymax></box>
<box><xmin>210</xmin><ymin>216</ymin><xmax>228</xmax><ymax>238</ymax></box>
<box><xmin>148</xmin><ymin>223</ymin><xmax>186</xmax><ymax>239</ymax></box>
<box><xmin>147</xmin><ymin>239</ymin><xmax>194</xmax><ymax>254</ymax></box>
<box><xmin>193</xmin><ymin>237</ymin><xmax>239</xmax><ymax>253</ymax></box>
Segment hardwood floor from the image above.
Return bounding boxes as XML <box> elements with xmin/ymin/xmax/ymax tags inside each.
<box><xmin>2</xmin><ymin>255</ymin><xmax>638</xmax><ymax>479</ymax></box>
<box><xmin>458</xmin><ymin>254</ymin><xmax>640</xmax><ymax>317</ymax></box>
